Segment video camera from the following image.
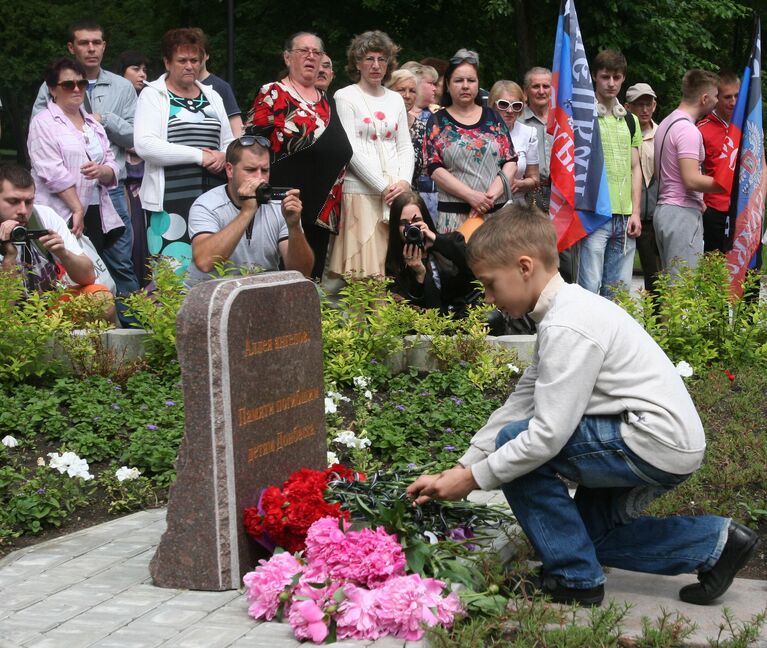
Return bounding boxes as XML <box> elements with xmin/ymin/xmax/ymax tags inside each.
<box><xmin>239</xmin><ymin>184</ymin><xmax>292</xmax><ymax>204</ymax></box>
<box><xmin>4</xmin><ymin>226</ymin><xmax>49</xmax><ymax>244</ymax></box>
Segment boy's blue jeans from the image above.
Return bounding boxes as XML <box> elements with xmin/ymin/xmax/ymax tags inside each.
<box><xmin>495</xmin><ymin>416</ymin><xmax>729</xmax><ymax>589</ymax></box>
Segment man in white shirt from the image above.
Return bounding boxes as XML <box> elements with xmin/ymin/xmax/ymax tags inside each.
<box><xmin>188</xmin><ymin>135</ymin><xmax>314</xmax><ymax>285</ymax></box>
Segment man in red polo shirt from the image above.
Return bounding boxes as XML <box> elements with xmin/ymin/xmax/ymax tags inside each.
<box><xmin>697</xmin><ymin>71</ymin><xmax>740</xmax><ymax>252</ymax></box>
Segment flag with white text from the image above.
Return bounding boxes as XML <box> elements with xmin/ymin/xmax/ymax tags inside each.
<box><xmin>715</xmin><ymin>16</ymin><xmax>766</xmax><ymax>295</ymax></box>
<box><xmin>548</xmin><ymin>0</ymin><xmax>612</xmax><ymax>252</ymax></box>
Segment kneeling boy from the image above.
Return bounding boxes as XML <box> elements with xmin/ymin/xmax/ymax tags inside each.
<box><xmin>407</xmin><ymin>203</ymin><xmax>757</xmax><ymax>606</ymax></box>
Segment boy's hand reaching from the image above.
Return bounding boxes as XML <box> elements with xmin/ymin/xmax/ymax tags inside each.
<box><xmin>406</xmin><ymin>466</ymin><xmax>478</xmax><ymax>505</ymax></box>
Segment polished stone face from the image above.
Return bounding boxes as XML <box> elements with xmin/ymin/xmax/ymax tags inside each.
<box><xmin>150</xmin><ymin>272</ymin><xmax>325</xmax><ymax>590</ymax></box>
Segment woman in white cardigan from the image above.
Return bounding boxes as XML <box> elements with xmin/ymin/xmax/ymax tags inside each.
<box><xmin>134</xmin><ymin>28</ymin><xmax>233</xmax><ymax>274</ymax></box>
<box><xmin>328</xmin><ymin>30</ymin><xmax>414</xmax><ymax>278</ymax></box>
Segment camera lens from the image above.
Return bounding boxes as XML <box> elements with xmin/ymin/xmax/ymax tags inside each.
<box><xmin>255</xmin><ymin>183</ymin><xmax>273</xmax><ymax>203</ymax></box>
<box><xmin>10</xmin><ymin>226</ymin><xmax>27</xmax><ymax>243</ymax></box>
<box><xmin>404</xmin><ymin>224</ymin><xmax>423</xmax><ymax>245</ymax></box>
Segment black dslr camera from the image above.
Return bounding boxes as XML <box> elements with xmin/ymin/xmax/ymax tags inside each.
<box><xmin>255</xmin><ymin>184</ymin><xmax>292</xmax><ymax>203</ymax></box>
<box><xmin>403</xmin><ymin>223</ymin><xmax>425</xmax><ymax>248</ymax></box>
<box><xmin>6</xmin><ymin>226</ymin><xmax>48</xmax><ymax>244</ymax></box>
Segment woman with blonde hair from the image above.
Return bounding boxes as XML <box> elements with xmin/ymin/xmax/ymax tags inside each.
<box><xmin>329</xmin><ymin>30</ymin><xmax>414</xmax><ymax>277</ymax></box>
<box><xmin>385</xmin><ymin>69</ymin><xmax>425</xmax><ymax>187</ymax></box>
<box><xmin>488</xmin><ymin>80</ymin><xmax>539</xmax><ymax>203</ymax></box>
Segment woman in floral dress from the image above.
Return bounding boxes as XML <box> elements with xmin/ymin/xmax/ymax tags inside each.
<box><xmin>249</xmin><ymin>31</ymin><xmax>352</xmax><ymax>279</ymax></box>
<box><xmin>424</xmin><ymin>49</ymin><xmax>517</xmax><ymax>233</ymax></box>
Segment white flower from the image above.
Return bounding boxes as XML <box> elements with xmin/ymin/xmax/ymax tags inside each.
<box><xmin>2</xmin><ymin>435</ymin><xmax>18</xmax><ymax>448</ymax></box>
<box><xmin>327</xmin><ymin>451</ymin><xmax>340</xmax><ymax>466</ymax></box>
<box><xmin>115</xmin><ymin>466</ymin><xmax>141</xmax><ymax>482</ymax></box>
<box><xmin>47</xmin><ymin>451</ymin><xmax>94</xmax><ymax>480</ymax></box>
<box><xmin>36</xmin><ymin>457</ymin><xmax>46</xmax><ymax>467</ymax></box>
<box><xmin>353</xmin><ymin>376</ymin><xmax>371</xmax><ymax>389</ymax></box>
<box><xmin>506</xmin><ymin>363</ymin><xmax>521</xmax><ymax>374</ymax></box>
<box><xmin>333</xmin><ymin>430</ymin><xmax>372</xmax><ymax>450</ymax></box>
<box><xmin>676</xmin><ymin>361</ymin><xmax>694</xmax><ymax>378</ymax></box>
<box><xmin>363</xmin><ymin>389</ymin><xmax>373</xmax><ymax>400</ymax></box>
<box><xmin>324</xmin><ymin>397</ymin><xmax>338</xmax><ymax>415</ymax></box>
<box><xmin>326</xmin><ymin>390</ymin><xmax>350</xmax><ymax>403</ymax></box>
<box><xmin>333</xmin><ymin>430</ymin><xmax>358</xmax><ymax>447</ymax></box>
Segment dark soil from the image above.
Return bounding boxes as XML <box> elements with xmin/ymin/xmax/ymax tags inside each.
<box><xmin>0</xmin><ymin>433</ymin><xmax>167</xmax><ymax>560</ymax></box>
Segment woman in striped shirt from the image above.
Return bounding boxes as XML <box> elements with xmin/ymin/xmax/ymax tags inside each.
<box><xmin>134</xmin><ymin>28</ymin><xmax>234</xmax><ymax>275</ymax></box>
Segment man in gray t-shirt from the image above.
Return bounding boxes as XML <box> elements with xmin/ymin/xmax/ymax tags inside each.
<box><xmin>187</xmin><ymin>136</ymin><xmax>314</xmax><ymax>285</ymax></box>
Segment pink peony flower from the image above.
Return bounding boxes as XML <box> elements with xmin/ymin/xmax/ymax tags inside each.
<box><xmin>336</xmin><ymin>584</ymin><xmax>382</xmax><ymax>640</ymax></box>
<box><xmin>375</xmin><ymin>574</ymin><xmax>454</xmax><ymax>640</ymax></box>
<box><xmin>304</xmin><ymin>518</ymin><xmax>407</xmax><ymax>588</ymax></box>
<box><xmin>345</xmin><ymin>526</ymin><xmax>407</xmax><ymax>587</ymax></box>
<box><xmin>242</xmin><ymin>552</ymin><xmax>303</xmax><ymax>620</ymax></box>
<box><xmin>288</xmin><ymin>599</ymin><xmax>328</xmax><ymax>643</ymax></box>
<box><xmin>437</xmin><ymin>591</ymin><xmax>464</xmax><ymax>625</ymax></box>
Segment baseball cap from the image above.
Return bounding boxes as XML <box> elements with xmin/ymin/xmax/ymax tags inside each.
<box><xmin>625</xmin><ymin>83</ymin><xmax>657</xmax><ymax>103</ymax></box>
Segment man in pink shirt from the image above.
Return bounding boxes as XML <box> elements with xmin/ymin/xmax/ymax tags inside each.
<box><xmin>697</xmin><ymin>71</ymin><xmax>740</xmax><ymax>253</ymax></box>
<box><xmin>654</xmin><ymin>70</ymin><xmax>725</xmax><ymax>278</ymax></box>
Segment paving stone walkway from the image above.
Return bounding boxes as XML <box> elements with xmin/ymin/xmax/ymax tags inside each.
<box><xmin>0</xmin><ymin>499</ymin><xmax>765</xmax><ymax>648</ymax></box>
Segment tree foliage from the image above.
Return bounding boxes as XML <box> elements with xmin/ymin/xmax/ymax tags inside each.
<box><xmin>0</xmin><ymin>0</ymin><xmax>762</xmax><ymax>160</ymax></box>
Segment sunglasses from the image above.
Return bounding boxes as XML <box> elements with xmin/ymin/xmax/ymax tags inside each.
<box><xmin>449</xmin><ymin>50</ymin><xmax>479</xmax><ymax>65</ymax></box>
<box><xmin>239</xmin><ymin>134</ymin><xmax>271</xmax><ymax>149</ymax></box>
<box><xmin>495</xmin><ymin>99</ymin><xmax>524</xmax><ymax>113</ymax></box>
<box><xmin>56</xmin><ymin>79</ymin><xmax>89</xmax><ymax>92</ymax></box>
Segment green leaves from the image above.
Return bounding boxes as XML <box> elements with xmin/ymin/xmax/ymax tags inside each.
<box><xmin>614</xmin><ymin>255</ymin><xmax>767</xmax><ymax>375</ymax></box>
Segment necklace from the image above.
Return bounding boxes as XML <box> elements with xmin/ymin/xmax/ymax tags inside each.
<box><xmin>285</xmin><ymin>77</ymin><xmax>319</xmax><ymax>105</ymax></box>
<box><xmin>169</xmin><ymin>89</ymin><xmax>207</xmax><ymax>112</ymax></box>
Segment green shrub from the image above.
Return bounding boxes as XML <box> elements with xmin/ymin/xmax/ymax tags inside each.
<box><xmin>614</xmin><ymin>254</ymin><xmax>767</xmax><ymax>373</ymax></box>
<box><xmin>123</xmin><ymin>258</ymin><xmax>187</xmax><ymax>367</ymax></box>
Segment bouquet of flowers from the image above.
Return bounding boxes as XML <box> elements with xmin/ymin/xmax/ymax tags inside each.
<box><xmin>243</xmin><ymin>516</ymin><xmax>462</xmax><ymax>643</ymax></box>
<box><xmin>243</xmin><ymin>464</ymin><xmax>364</xmax><ymax>553</ymax></box>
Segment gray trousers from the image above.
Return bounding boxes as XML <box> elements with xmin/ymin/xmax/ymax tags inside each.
<box><xmin>653</xmin><ymin>203</ymin><xmax>704</xmax><ymax>280</ymax></box>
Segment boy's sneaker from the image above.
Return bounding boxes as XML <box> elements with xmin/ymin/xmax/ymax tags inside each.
<box><xmin>679</xmin><ymin>521</ymin><xmax>758</xmax><ymax>605</ymax></box>
<box><xmin>507</xmin><ymin>569</ymin><xmax>604</xmax><ymax>607</ymax></box>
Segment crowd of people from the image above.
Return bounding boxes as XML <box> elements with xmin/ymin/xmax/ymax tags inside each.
<box><xmin>0</xmin><ymin>20</ymin><xmax>739</xmax><ymax>323</ymax></box>
<box><xmin>1</xmin><ymin>20</ymin><xmax>758</xmax><ymax>612</ymax></box>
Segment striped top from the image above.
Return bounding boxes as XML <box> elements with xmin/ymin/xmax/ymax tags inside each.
<box><xmin>164</xmin><ymin>91</ymin><xmax>222</xmax><ymax>202</ymax></box>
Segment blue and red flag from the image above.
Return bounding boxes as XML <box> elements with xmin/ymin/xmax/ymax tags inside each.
<box><xmin>714</xmin><ymin>16</ymin><xmax>766</xmax><ymax>295</ymax></box>
<box><xmin>548</xmin><ymin>0</ymin><xmax>612</xmax><ymax>252</ymax></box>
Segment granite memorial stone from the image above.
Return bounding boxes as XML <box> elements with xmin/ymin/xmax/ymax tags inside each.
<box><xmin>150</xmin><ymin>271</ymin><xmax>325</xmax><ymax>590</ymax></box>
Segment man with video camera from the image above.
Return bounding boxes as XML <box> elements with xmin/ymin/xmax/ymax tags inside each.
<box><xmin>187</xmin><ymin>133</ymin><xmax>314</xmax><ymax>285</ymax></box>
<box><xmin>0</xmin><ymin>162</ymin><xmax>110</xmax><ymax>303</ymax></box>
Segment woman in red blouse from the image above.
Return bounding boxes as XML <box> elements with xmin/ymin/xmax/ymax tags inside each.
<box><xmin>249</xmin><ymin>32</ymin><xmax>352</xmax><ymax>279</ymax></box>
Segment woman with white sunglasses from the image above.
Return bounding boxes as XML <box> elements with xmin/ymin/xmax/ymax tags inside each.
<box><xmin>488</xmin><ymin>80</ymin><xmax>540</xmax><ymax>204</ymax></box>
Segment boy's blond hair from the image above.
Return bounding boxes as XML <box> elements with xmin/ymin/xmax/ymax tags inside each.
<box><xmin>466</xmin><ymin>203</ymin><xmax>559</xmax><ymax>270</ymax></box>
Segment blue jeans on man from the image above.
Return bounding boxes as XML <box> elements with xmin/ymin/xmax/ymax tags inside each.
<box><xmin>578</xmin><ymin>215</ymin><xmax>636</xmax><ymax>299</ymax></box>
<box><xmin>104</xmin><ymin>185</ymin><xmax>140</xmax><ymax>325</ymax></box>
<box><xmin>495</xmin><ymin>416</ymin><xmax>728</xmax><ymax>590</ymax></box>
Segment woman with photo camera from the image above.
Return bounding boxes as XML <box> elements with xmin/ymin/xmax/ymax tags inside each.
<box><xmin>384</xmin><ymin>191</ymin><xmax>478</xmax><ymax>317</ymax></box>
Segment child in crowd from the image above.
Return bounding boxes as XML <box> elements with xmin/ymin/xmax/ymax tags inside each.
<box><xmin>406</xmin><ymin>203</ymin><xmax>758</xmax><ymax>606</ymax></box>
